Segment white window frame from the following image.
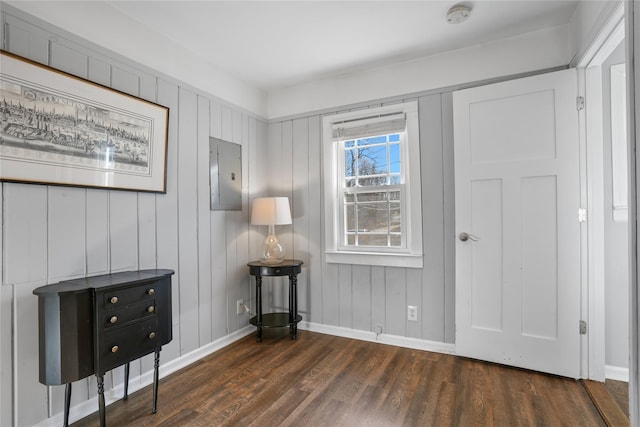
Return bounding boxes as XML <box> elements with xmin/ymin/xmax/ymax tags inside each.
<box><xmin>322</xmin><ymin>101</ymin><xmax>423</xmax><ymax>268</ymax></box>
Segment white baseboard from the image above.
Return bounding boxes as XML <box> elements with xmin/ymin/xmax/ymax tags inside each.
<box><xmin>34</xmin><ymin>325</ymin><xmax>255</xmax><ymax>427</ymax></box>
<box><xmin>298</xmin><ymin>321</ymin><xmax>456</xmax><ymax>355</ymax></box>
<box><xmin>605</xmin><ymin>365</ymin><xmax>630</xmax><ymax>382</ymax></box>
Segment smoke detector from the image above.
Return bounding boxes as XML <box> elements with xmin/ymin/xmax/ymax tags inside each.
<box><xmin>446</xmin><ymin>4</ymin><xmax>472</xmax><ymax>24</ymax></box>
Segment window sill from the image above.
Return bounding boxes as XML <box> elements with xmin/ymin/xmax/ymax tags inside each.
<box><xmin>325</xmin><ymin>251</ymin><xmax>423</xmax><ymax>268</ymax></box>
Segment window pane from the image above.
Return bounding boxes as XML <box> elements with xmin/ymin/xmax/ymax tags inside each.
<box><xmin>390</xmin><ymin>203</ymin><xmax>401</xmax><ymax>232</ymax></box>
<box><xmin>390</xmin><ymin>143</ymin><xmax>400</xmax><ymax>173</ymax></box>
<box><xmin>358</xmin><ymin>135</ymin><xmax>387</xmax><ymax>146</ymax></box>
<box><xmin>357</xmin><ymin>192</ymin><xmax>387</xmax><ymax>202</ymax></box>
<box><xmin>389</xmin><ymin>190</ymin><xmax>400</xmax><ymax>201</ymax></box>
<box><xmin>347</xmin><ymin>234</ymin><xmax>356</xmax><ymax>245</ymax></box>
<box><xmin>344</xmin><ymin>140</ymin><xmax>355</xmax><ymax>148</ymax></box>
<box><xmin>358</xmin><ymin>234</ymin><xmax>388</xmax><ymax>246</ymax></box>
<box><xmin>345</xmin><ymin>177</ymin><xmax>357</xmax><ymax>187</ymax></box>
<box><xmin>344</xmin><ymin>149</ymin><xmax>356</xmax><ymax>177</ymax></box>
<box><xmin>358</xmin><ymin>145</ymin><xmax>387</xmax><ymax>175</ymax></box>
<box><xmin>390</xmin><ymin>234</ymin><xmax>402</xmax><ymax>246</ymax></box>
<box><xmin>389</xmin><ymin>175</ymin><xmax>401</xmax><ymax>185</ymax></box>
<box><xmin>358</xmin><ymin>203</ymin><xmax>388</xmax><ymax>232</ymax></box>
<box><xmin>358</xmin><ymin>176</ymin><xmax>387</xmax><ymax>186</ymax></box>
<box><xmin>344</xmin><ymin>193</ymin><xmax>355</xmax><ymax>203</ymax></box>
<box><xmin>345</xmin><ymin>204</ymin><xmax>356</xmax><ymax>232</ymax></box>
<box><xmin>389</xmin><ymin>133</ymin><xmax>400</xmax><ymax>142</ymax></box>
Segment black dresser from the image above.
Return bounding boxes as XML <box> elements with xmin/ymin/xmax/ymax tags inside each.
<box><xmin>33</xmin><ymin>269</ymin><xmax>174</xmax><ymax>427</ymax></box>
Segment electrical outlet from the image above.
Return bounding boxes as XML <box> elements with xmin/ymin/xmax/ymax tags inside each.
<box><xmin>236</xmin><ymin>299</ymin><xmax>244</xmax><ymax>315</ymax></box>
<box><xmin>408</xmin><ymin>305</ymin><xmax>418</xmax><ymax>321</ymax></box>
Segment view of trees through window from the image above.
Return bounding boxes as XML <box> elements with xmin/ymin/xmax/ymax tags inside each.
<box><xmin>342</xmin><ymin>133</ymin><xmax>402</xmax><ymax>247</ymax></box>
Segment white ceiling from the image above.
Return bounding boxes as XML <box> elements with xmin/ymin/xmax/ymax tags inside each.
<box><xmin>99</xmin><ymin>0</ymin><xmax>579</xmax><ymax>91</ymax></box>
<box><xmin>5</xmin><ymin>0</ymin><xmax>585</xmax><ymax>116</ymax></box>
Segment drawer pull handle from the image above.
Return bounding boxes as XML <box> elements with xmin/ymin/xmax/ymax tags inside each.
<box><xmin>111</xmin><ymin>345</ymin><xmax>119</xmax><ymax>353</ymax></box>
<box><xmin>110</xmin><ymin>316</ymin><xmax>118</xmax><ymax>324</ymax></box>
<box><xmin>147</xmin><ymin>306</ymin><xmax>155</xmax><ymax>313</ymax></box>
<box><xmin>149</xmin><ymin>332</ymin><xmax>156</xmax><ymax>339</ymax></box>
<box><xmin>110</xmin><ymin>296</ymin><xmax>119</xmax><ymax>304</ymax></box>
<box><xmin>148</xmin><ymin>288</ymin><xmax>155</xmax><ymax>296</ymax></box>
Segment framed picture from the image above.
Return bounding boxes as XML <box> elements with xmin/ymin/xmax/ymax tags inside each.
<box><xmin>0</xmin><ymin>51</ymin><xmax>169</xmax><ymax>193</ymax></box>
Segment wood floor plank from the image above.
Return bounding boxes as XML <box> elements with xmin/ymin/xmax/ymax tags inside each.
<box><xmin>583</xmin><ymin>379</ymin><xmax>630</xmax><ymax>427</ymax></box>
<box><xmin>71</xmin><ymin>330</ymin><xmax>617</xmax><ymax>426</ymax></box>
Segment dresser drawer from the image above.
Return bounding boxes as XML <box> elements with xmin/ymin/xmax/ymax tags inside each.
<box><xmin>101</xmin><ymin>318</ymin><xmax>160</xmax><ymax>371</ymax></box>
<box><xmin>103</xmin><ymin>300</ymin><xmax>156</xmax><ymax>328</ymax></box>
<box><xmin>103</xmin><ymin>283</ymin><xmax>157</xmax><ymax>310</ymax></box>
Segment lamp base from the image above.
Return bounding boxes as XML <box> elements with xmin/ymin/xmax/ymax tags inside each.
<box><xmin>261</xmin><ymin>226</ymin><xmax>285</xmax><ymax>264</ymax></box>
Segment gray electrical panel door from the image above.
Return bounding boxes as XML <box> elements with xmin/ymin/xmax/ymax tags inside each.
<box><xmin>210</xmin><ymin>137</ymin><xmax>242</xmax><ymax>210</ymax></box>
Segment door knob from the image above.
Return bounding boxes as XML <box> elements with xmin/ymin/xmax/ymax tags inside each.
<box><xmin>459</xmin><ymin>232</ymin><xmax>480</xmax><ymax>242</ymax></box>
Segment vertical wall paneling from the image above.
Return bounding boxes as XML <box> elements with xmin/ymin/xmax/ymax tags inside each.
<box><xmin>338</xmin><ymin>264</ymin><xmax>353</xmax><ymax>328</ymax></box>
<box><xmin>155</xmin><ymin>79</ymin><xmax>181</xmax><ymax>362</ymax></box>
<box><xmin>222</xmin><ymin>106</ymin><xmax>237</xmax><ymax>332</ymax></box>
<box><xmin>237</xmin><ymin>113</ymin><xmax>251</xmax><ymax>329</ymax></box>
<box><xmin>371</xmin><ymin>266</ymin><xmax>386</xmax><ymax>331</ymax></box>
<box><xmin>268</xmin><ymin>94</ymin><xmax>457</xmax><ymax>343</ymax></box>
<box><xmin>209</xmin><ymin>101</ymin><xmax>228</xmax><ymax>340</ymax></box>
<box><xmin>2</xmin><ymin>8</ymin><xmax>269</xmax><ymax>425</ymax></box>
<box><xmin>441</xmin><ymin>92</ymin><xmax>456</xmax><ymax>344</ymax></box>
<box><xmin>0</xmin><ymin>285</ymin><xmax>12</xmax><ymax>427</ymax></box>
<box><xmin>292</xmin><ymin>117</ymin><xmax>310</xmax><ymax>316</ymax></box>
<box><xmin>385</xmin><ymin>267</ymin><xmax>407</xmax><ymax>336</ymax></box>
<box><xmin>419</xmin><ymin>94</ymin><xmax>446</xmax><ymax>342</ymax></box>
<box><xmin>228</xmin><ymin>108</ymin><xmax>247</xmax><ymax>333</ymax></box>
<box><xmin>15</xmin><ymin>283</ymin><xmax>47</xmax><ymax>426</ymax></box>
<box><xmin>177</xmin><ymin>87</ymin><xmax>200</xmax><ymax>353</ymax></box>
<box><xmin>197</xmin><ymin>96</ymin><xmax>213</xmax><ymax>346</ymax></box>
<box><xmin>48</xmin><ymin>187</ymin><xmax>86</xmax><ymax>277</ymax></box>
<box><xmin>4</xmin><ymin>184</ymin><xmax>48</xmax><ymax>285</ymax></box>
<box><xmin>307</xmin><ymin>116</ymin><xmax>323</xmax><ymax>324</ymax></box>
<box><xmin>108</xmin><ymin>192</ymin><xmax>139</xmax><ymax>272</ymax></box>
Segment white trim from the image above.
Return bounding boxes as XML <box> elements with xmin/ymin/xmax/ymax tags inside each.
<box><xmin>605</xmin><ymin>365</ymin><xmax>630</xmax><ymax>382</ymax></box>
<box><xmin>33</xmin><ymin>326</ymin><xmax>254</xmax><ymax>427</ymax></box>
<box><xmin>322</xmin><ymin>101</ymin><xmax>423</xmax><ymax>268</ymax></box>
<box><xmin>578</xmin><ymin>2</ymin><xmax>625</xmax><ymax>382</ymax></box>
<box><xmin>298</xmin><ymin>321</ymin><xmax>456</xmax><ymax>355</ymax></box>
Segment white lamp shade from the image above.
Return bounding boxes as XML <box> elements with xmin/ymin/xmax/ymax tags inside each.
<box><xmin>251</xmin><ymin>197</ymin><xmax>292</xmax><ymax>225</ymax></box>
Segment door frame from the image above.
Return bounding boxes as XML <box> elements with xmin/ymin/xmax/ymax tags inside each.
<box><xmin>574</xmin><ymin>2</ymin><xmax>625</xmax><ymax>382</ymax></box>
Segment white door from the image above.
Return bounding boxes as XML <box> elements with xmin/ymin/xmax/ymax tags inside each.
<box><xmin>453</xmin><ymin>69</ymin><xmax>582</xmax><ymax>378</ymax></box>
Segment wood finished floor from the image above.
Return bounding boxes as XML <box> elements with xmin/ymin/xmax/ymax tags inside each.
<box><xmin>72</xmin><ymin>329</ymin><xmax>622</xmax><ymax>427</ymax></box>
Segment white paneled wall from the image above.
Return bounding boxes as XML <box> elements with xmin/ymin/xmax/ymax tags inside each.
<box><xmin>268</xmin><ymin>93</ymin><xmax>456</xmax><ymax>344</ymax></box>
<box><xmin>0</xmin><ymin>8</ymin><xmax>265</xmax><ymax>426</ymax></box>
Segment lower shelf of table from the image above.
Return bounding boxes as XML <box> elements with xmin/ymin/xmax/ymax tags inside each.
<box><xmin>249</xmin><ymin>312</ymin><xmax>303</xmax><ymax>328</ymax></box>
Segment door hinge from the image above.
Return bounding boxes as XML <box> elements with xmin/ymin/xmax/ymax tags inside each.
<box><xmin>577</xmin><ymin>96</ymin><xmax>585</xmax><ymax>111</ymax></box>
<box><xmin>578</xmin><ymin>208</ymin><xmax>587</xmax><ymax>222</ymax></box>
<box><xmin>579</xmin><ymin>320</ymin><xmax>587</xmax><ymax>335</ymax></box>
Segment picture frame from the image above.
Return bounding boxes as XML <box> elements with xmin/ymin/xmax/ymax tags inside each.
<box><xmin>0</xmin><ymin>50</ymin><xmax>169</xmax><ymax>193</ymax></box>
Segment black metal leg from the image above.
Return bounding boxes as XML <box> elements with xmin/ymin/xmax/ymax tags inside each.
<box><xmin>152</xmin><ymin>350</ymin><xmax>160</xmax><ymax>414</ymax></box>
<box><xmin>291</xmin><ymin>274</ymin><xmax>298</xmax><ymax>339</ymax></box>
<box><xmin>97</xmin><ymin>375</ymin><xmax>106</xmax><ymax>427</ymax></box>
<box><xmin>63</xmin><ymin>383</ymin><xmax>71</xmax><ymax>427</ymax></box>
<box><xmin>123</xmin><ymin>362</ymin><xmax>130</xmax><ymax>400</ymax></box>
<box><xmin>256</xmin><ymin>276</ymin><xmax>263</xmax><ymax>342</ymax></box>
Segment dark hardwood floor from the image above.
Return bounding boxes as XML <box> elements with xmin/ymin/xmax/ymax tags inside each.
<box><xmin>72</xmin><ymin>329</ymin><xmax>625</xmax><ymax>426</ymax></box>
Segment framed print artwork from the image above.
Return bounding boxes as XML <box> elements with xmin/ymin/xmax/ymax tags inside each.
<box><xmin>0</xmin><ymin>51</ymin><xmax>169</xmax><ymax>193</ymax></box>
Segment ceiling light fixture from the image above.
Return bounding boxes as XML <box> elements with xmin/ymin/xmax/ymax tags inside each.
<box><xmin>446</xmin><ymin>4</ymin><xmax>472</xmax><ymax>24</ymax></box>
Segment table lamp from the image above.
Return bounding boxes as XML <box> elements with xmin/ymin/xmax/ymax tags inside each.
<box><xmin>251</xmin><ymin>197</ymin><xmax>292</xmax><ymax>264</ymax></box>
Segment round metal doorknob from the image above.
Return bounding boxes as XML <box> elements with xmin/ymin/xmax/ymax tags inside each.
<box><xmin>459</xmin><ymin>232</ymin><xmax>480</xmax><ymax>242</ymax></box>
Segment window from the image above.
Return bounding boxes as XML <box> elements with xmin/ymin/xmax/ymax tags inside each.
<box><xmin>322</xmin><ymin>102</ymin><xmax>423</xmax><ymax>268</ymax></box>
